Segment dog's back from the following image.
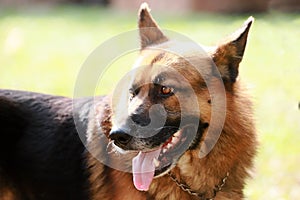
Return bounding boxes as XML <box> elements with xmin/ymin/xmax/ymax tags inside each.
<box><xmin>0</xmin><ymin>90</ymin><xmax>91</xmax><ymax>200</ymax></box>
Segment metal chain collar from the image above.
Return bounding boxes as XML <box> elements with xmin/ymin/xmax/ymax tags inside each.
<box><xmin>168</xmin><ymin>171</ymin><xmax>230</xmax><ymax>200</ymax></box>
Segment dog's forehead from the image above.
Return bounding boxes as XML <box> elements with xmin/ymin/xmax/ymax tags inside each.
<box><xmin>132</xmin><ymin>41</ymin><xmax>213</xmax><ymax>82</ymax></box>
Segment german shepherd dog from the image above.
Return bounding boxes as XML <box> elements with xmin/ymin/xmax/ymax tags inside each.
<box><xmin>0</xmin><ymin>3</ymin><xmax>257</xmax><ymax>200</ymax></box>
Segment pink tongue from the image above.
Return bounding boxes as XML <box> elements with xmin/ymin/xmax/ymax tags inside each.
<box><xmin>132</xmin><ymin>149</ymin><xmax>161</xmax><ymax>191</ymax></box>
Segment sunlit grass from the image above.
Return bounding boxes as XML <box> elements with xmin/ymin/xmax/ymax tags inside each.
<box><xmin>0</xmin><ymin>6</ymin><xmax>299</xmax><ymax>199</ymax></box>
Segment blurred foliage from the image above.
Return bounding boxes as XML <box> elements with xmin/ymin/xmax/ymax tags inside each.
<box><xmin>0</xmin><ymin>5</ymin><xmax>300</xmax><ymax>199</ymax></box>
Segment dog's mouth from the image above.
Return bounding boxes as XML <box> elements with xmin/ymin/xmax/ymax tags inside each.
<box><xmin>155</xmin><ymin>128</ymin><xmax>189</xmax><ymax>176</ymax></box>
<box><xmin>132</xmin><ymin>125</ymin><xmax>196</xmax><ymax>191</ymax></box>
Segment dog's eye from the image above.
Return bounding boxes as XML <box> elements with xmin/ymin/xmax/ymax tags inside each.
<box><xmin>161</xmin><ymin>86</ymin><xmax>174</xmax><ymax>96</ymax></box>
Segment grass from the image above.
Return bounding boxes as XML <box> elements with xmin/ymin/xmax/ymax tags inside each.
<box><xmin>1</xmin><ymin>5</ymin><xmax>300</xmax><ymax>199</ymax></box>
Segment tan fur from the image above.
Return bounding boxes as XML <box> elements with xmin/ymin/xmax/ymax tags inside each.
<box><xmin>87</xmin><ymin>4</ymin><xmax>257</xmax><ymax>200</ymax></box>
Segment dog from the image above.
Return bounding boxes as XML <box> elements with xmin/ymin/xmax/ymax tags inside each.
<box><xmin>0</xmin><ymin>3</ymin><xmax>257</xmax><ymax>200</ymax></box>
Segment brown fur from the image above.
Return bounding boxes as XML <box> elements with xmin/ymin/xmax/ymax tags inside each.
<box><xmin>87</xmin><ymin>3</ymin><xmax>257</xmax><ymax>200</ymax></box>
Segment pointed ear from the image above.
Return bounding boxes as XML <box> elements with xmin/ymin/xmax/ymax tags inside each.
<box><xmin>212</xmin><ymin>17</ymin><xmax>254</xmax><ymax>83</ymax></box>
<box><xmin>138</xmin><ymin>3</ymin><xmax>168</xmax><ymax>49</ymax></box>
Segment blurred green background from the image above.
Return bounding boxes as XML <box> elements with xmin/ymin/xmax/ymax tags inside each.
<box><xmin>0</xmin><ymin>5</ymin><xmax>300</xmax><ymax>199</ymax></box>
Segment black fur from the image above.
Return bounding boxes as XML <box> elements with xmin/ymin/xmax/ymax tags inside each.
<box><xmin>188</xmin><ymin>122</ymin><xmax>209</xmax><ymax>150</ymax></box>
<box><xmin>0</xmin><ymin>90</ymin><xmax>93</xmax><ymax>200</ymax></box>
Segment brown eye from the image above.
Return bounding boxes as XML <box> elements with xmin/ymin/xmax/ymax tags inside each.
<box><xmin>161</xmin><ymin>86</ymin><xmax>173</xmax><ymax>95</ymax></box>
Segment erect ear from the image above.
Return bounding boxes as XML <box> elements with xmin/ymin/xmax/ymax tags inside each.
<box><xmin>138</xmin><ymin>3</ymin><xmax>168</xmax><ymax>49</ymax></box>
<box><xmin>212</xmin><ymin>17</ymin><xmax>254</xmax><ymax>83</ymax></box>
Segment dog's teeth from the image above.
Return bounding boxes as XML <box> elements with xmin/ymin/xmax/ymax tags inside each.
<box><xmin>174</xmin><ymin>131</ymin><xmax>181</xmax><ymax>138</ymax></box>
<box><xmin>153</xmin><ymin>158</ymin><xmax>160</xmax><ymax>167</ymax></box>
<box><xmin>163</xmin><ymin>148</ymin><xmax>167</xmax><ymax>153</ymax></box>
<box><xmin>167</xmin><ymin>143</ymin><xmax>172</xmax><ymax>149</ymax></box>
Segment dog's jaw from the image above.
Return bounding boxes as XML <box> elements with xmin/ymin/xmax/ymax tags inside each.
<box><xmin>128</xmin><ymin>126</ymin><xmax>199</xmax><ymax>191</ymax></box>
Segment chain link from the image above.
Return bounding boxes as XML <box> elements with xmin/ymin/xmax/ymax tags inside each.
<box><xmin>168</xmin><ymin>171</ymin><xmax>229</xmax><ymax>200</ymax></box>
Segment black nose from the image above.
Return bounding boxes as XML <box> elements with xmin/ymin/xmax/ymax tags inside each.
<box><xmin>109</xmin><ymin>129</ymin><xmax>132</xmax><ymax>147</ymax></box>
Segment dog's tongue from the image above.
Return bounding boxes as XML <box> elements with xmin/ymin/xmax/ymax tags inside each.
<box><xmin>132</xmin><ymin>149</ymin><xmax>161</xmax><ymax>191</ymax></box>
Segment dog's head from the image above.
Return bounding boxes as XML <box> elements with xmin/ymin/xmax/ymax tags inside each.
<box><xmin>108</xmin><ymin>3</ymin><xmax>253</xmax><ymax>191</ymax></box>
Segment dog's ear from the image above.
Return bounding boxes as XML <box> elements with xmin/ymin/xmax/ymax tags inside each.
<box><xmin>138</xmin><ymin>3</ymin><xmax>168</xmax><ymax>49</ymax></box>
<box><xmin>212</xmin><ymin>17</ymin><xmax>253</xmax><ymax>83</ymax></box>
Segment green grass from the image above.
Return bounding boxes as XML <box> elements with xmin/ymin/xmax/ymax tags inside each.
<box><xmin>1</xmin><ymin>6</ymin><xmax>300</xmax><ymax>199</ymax></box>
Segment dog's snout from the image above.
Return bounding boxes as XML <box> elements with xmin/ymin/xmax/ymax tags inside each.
<box><xmin>109</xmin><ymin>129</ymin><xmax>132</xmax><ymax>146</ymax></box>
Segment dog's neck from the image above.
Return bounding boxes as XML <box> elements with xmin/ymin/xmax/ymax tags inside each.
<box><xmin>148</xmin><ymin>173</ymin><xmax>221</xmax><ymax>200</ymax></box>
<box><xmin>167</xmin><ymin>171</ymin><xmax>229</xmax><ymax>200</ymax></box>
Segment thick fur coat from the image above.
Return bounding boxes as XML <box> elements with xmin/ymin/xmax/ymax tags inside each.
<box><xmin>0</xmin><ymin>4</ymin><xmax>257</xmax><ymax>200</ymax></box>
